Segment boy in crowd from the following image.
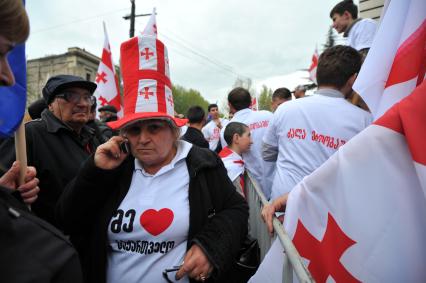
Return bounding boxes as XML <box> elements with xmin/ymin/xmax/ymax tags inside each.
<box><xmin>219</xmin><ymin>122</ymin><xmax>253</xmax><ymax>197</ymax></box>
<box><xmin>202</xmin><ymin>104</ymin><xmax>228</xmax><ymax>153</ymax></box>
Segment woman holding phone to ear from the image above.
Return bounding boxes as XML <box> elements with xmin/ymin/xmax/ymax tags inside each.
<box><xmin>56</xmin><ymin>33</ymin><xmax>248</xmax><ymax>283</ymax></box>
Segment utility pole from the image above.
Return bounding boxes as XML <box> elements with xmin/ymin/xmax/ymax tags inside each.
<box><xmin>123</xmin><ymin>0</ymin><xmax>155</xmax><ymax>38</ymax></box>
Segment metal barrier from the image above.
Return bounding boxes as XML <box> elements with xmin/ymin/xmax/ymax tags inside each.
<box><xmin>245</xmin><ymin>172</ymin><xmax>315</xmax><ymax>283</ymax></box>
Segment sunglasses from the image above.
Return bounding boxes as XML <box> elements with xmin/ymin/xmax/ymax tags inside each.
<box><xmin>122</xmin><ymin>120</ymin><xmax>171</xmax><ymax>137</ymax></box>
<box><xmin>162</xmin><ymin>265</ymin><xmax>182</xmax><ymax>283</ymax></box>
<box><xmin>56</xmin><ymin>92</ymin><xmax>94</xmax><ymax>105</ymax></box>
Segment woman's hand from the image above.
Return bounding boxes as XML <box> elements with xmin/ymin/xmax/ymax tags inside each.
<box><xmin>261</xmin><ymin>193</ymin><xmax>289</xmax><ymax>235</ymax></box>
<box><xmin>94</xmin><ymin>136</ymin><xmax>129</xmax><ymax>170</ymax></box>
<box><xmin>175</xmin><ymin>244</ymin><xmax>213</xmax><ymax>282</ymax></box>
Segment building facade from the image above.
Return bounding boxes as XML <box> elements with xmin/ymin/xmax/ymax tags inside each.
<box><xmin>359</xmin><ymin>0</ymin><xmax>385</xmax><ymax>20</ymax></box>
<box><xmin>27</xmin><ymin>47</ymin><xmax>102</xmax><ymax>105</ymax></box>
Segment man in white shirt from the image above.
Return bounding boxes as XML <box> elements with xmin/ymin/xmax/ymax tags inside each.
<box><xmin>262</xmin><ymin>45</ymin><xmax>373</xmax><ymax>202</ymax></box>
<box><xmin>330</xmin><ymin>0</ymin><xmax>377</xmax><ymax>53</ymax></box>
<box><xmin>202</xmin><ymin>104</ymin><xmax>228</xmax><ymax>153</ymax></box>
<box><xmin>220</xmin><ymin>88</ymin><xmax>275</xmax><ymax>199</ymax></box>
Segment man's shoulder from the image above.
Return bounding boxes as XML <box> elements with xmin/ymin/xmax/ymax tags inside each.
<box><xmin>25</xmin><ymin>118</ymin><xmax>47</xmax><ymax>132</ymax></box>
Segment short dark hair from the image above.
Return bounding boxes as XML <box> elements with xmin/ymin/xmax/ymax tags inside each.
<box><xmin>330</xmin><ymin>0</ymin><xmax>358</xmax><ymax>19</ymax></box>
<box><xmin>224</xmin><ymin>122</ymin><xmax>249</xmax><ymax>145</ymax></box>
<box><xmin>316</xmin><ymin>45</ymin><xmax>361</xmax><ymax>89</ymax></box>
<box><xmin>208</xmin><ymin>104</ymin><xmax>218</xmax><ymax>112</ymax></box>
<box><xmin>272</xmin><ymin>88</ymin><xmax>291</xmax><ymax>100</ymax></box>
<box><xmin>228</xmin><ymin>87</ymin><xmax>251</xmax><ymax>111</ymax></box>
<box><xmin>186</xmin><ymin>106</ymin><xmax>205</xmax><ymax>123</ymax></box>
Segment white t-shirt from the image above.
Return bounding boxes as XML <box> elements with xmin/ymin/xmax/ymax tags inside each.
<box><xmin>264</xmin><ymin>89</ymin><xmax>372</xmax><ymax>200</ymax></box>
<box><xmin>221</xmin><ymin>108</ymin><xmax>275</xmax><ymax>199</ymax></box>
<box><xmin>107</xmin><ymin>141</ymin><xmax>193</xmax><ymax>283</ymax></box>
<box><xmin>345</xmin><ymin>18</ymin><xmax>377</xmax><ymax>51</ymax></box>
<box><xmin>202</xmin><ymin>118</ymin><xmax>228</xmax><ymax>151</ymax></box>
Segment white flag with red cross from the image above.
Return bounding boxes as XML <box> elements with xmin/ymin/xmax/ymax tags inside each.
<box><xmin>142</xmin><ymin>7</ymin><xmax>157</xmax><ymax>37</ymax></box>
<box><xmin>308</xmin><ymin>47</ymin><xmax>318</xmax><ymax>84</ymax></box>
<box><xmin>94</xmin><ymin>22</ymin><xmax>123</xmax><ymax>117</ymax></box>
<box><xmin>250</xmin><ymin>80</ymin><xmax>426</xmax><ymax>283</ymax></box>
<box><xmin>353</xmin><ymin>0</ymin><xmax>426</xmax><ymax>119</ymax></box>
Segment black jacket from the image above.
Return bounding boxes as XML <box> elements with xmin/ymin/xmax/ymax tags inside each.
<box><xmin>0</xmin><ymin>186</ymin><xmax>83</xmax><ymax>283</ymax></box>
<box><xmin>181</xmin><ymin>126</ymin><xmax>210</xmax><ymax>148</ymax></box>
<box><xmin>0</xmin><ymin>109</ymin><xmax>100</xmax><ymax>227</ymax></box>
<box><xmin>56</xmin><ymin>146</ymin><xmax>248</xmax><ymax>283</ymax></box>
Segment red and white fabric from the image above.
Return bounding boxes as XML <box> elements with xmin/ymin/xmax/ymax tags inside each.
<box><xmin>94</xmin><ymin>22</ymin><xmax>123</xmax><ymax>117</ymax></box>
<box><xmin>308</xmin><ymin>47</ymin><xmax>318</xmax><ymax>84</ymax></box>
<box><xmin>353</xmin><ymin>0</ymin><xmax>426</xmax><ymax>119</ymax></box>
<box><xmin>108</xmin><ymin>34</ymin><xmax>183</xmax><ymax>129</ymax></box>
<box><xmin>142</xmin><ymin>8</ymin><xmax>157</xmax><ymax>37</ymax></box>
<box><xmin>250</xmin><ymin>81</ymin><xmax>426</xmax><ymax>283</ymax></box>
<box><xmin>219</xmin><ymin>146</ymin><xmax>245</xmax><ymax>183</ymax></box>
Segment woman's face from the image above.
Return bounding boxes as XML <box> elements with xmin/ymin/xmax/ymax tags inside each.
<box><xmin>123</xmin><ymin>119</ymin><xmax>178</xmax><ymax>174</ymax></box>
<box><xmin>0</xmin><ymin>35</ymin><xmax>15</xmax><ymax>87</ymax></box>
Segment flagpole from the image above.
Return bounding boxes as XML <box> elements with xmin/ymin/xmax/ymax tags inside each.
<box><xmin>14</xmin><ymin>120</ymin><xmax>27</xmax><ymax>186</ymax></box>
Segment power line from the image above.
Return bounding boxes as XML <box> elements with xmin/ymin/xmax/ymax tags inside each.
<box><xmin>159</xmin><ymin>31</ymin><xmax>251</xmax><ymax>81</ymax></box>
<box><xmin>32</xmin><ymin>8</ymin><xmax>129</xmax><ymax>34</ymax></box>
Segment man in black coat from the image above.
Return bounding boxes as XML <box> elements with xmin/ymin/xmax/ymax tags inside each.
<box><xmin>0</xmin><ymin>74</ymin><xmax>101</xmax><ymax>227</ymax></box>
<box><xmin>181</xmin><ymin>106</ymin><xmax>209</xmax><ymax>148</ymax></box>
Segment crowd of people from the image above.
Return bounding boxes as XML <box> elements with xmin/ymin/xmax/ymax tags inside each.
<box><xmin>0</xmin><ymin>0</ymin><xmax>380</xmax><ymax>282</ymax></box>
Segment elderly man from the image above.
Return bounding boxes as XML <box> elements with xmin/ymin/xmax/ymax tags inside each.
<box><xmin>98</xmin><ymin>104</ymin><xmax>118</xmax><ymax>122</ymax></box>
<box><xmin>0</xmin><ymin>74</ymin><xmax>101</xmax><ymax>227</ymax></box>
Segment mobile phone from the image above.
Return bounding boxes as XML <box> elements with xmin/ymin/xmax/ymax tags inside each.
<box><xmin>120</xmin><ymin>141</ymin><xmax>130</xmax><ymax>154</ymax></box>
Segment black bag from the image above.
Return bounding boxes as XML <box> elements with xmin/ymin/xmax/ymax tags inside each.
<box><xmin>0</xmin><ymin>186</ymin><xmax>83</xmax><ymax>283</ymax></box>
<box><xmin>229</xmin><ymin>236</ymin><xmax>260</xmax><ymax>283</ymax></box>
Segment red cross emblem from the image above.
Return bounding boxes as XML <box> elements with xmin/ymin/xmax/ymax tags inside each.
<box><xmin>139</xmin><ymin>87</ymin><xmax>154</xmax><ymax>100</ymax></box>
<box><xmin>98</xmin><ymin>96</ymin><xmax>108</xmax><ymax>106</ymax></box>
<box><xmin>293</xmin><ymin>213</ymin><xmax>360</xmax><ymax>283</ymax></box>
<box><xmin>167</xmin><ymin>95</ymin><xmax>174</xmax><ymax>107</ymax></box>
<box><xmin>141</xmin><ymin>47</ymin><xmax>155</xmax><ymax>60</ymax></box>
<box><xmin>96</xmin><ymin>71</ymin><xmax>108</xmax><ymax>84</ymax></box>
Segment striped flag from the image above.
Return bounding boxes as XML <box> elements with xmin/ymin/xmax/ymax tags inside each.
<box><xmin>308</xmin><ymin>47</ymin><xmax>318</xmax><ymax>84</ymax></box>
<box><xmin>93</xmin><ymin>22</ymin><xmax>123</xmax><ymax>118</ymax></box>
<box><xmin>250</xmin><ymin>80</ymin><xmax>426</xmax><ymax>283</ymax></box>
<box><xmin>353</xmin><ymin>0</ymin><xmax>426</xmax><ymax>119</ymax></box>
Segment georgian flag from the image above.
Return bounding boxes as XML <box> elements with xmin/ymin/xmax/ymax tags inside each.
<box><xmin>219</xmin><ymin>147</ymin><xmax>245</xmax><ymax>182</ymax></box>
<box><xmin>93</xmin><ymin>22</ymin><xmax>123</xmax><ymax>117</ymax></box>
<box><xmin>142</xmin><ymin>7</ymin><xmax>157</xmax><ymax>37</ymax></box>
<box><xmin>250</xmin><ymin>80</ymin><xmax>426</xmax><ymax>283</ymax></box>
<box><xmin>308</xmin><ymin>47</ymin><xmax>318</xmax><ymax>85</ymax></box>
<box><xmin>353</xmin><ymin>0</ymin><xmax>426</xmax><ymax>119</ymax></box>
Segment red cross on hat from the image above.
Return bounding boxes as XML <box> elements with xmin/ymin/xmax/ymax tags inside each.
<box><xmin>108</xmin><ymin>34</ymin><xmax>187</xmax><ymax>130</ymax></box>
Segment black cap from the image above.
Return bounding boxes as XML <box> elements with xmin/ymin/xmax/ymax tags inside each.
<box><xmin>98</xmin><ymin>105</ymin><xmax>118</xmax><ymax>113</ymax></box>
<box><xmin>42</xmin><ymin>75</ymin><xmax>97</xmax><ymax>104</ymax></box>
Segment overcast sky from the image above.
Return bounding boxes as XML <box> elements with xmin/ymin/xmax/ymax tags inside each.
<box><xmin>26</xmin><ymin>0</ymin><xmax>350</xmax><ymax>103</ymax></box>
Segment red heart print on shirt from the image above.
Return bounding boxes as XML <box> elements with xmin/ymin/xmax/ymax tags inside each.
<box><xmin>140</xmin><ymin>208</ymin><xmax>174</xmax><ymax>236</ymax></box>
